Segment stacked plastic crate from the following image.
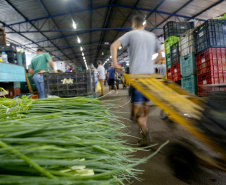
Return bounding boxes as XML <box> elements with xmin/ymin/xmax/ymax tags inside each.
<box><xmin>179</xmin><ymin>29</ymin><xmax>197</xmax><ymax>94</ymax></box>
<box><xmin>43</xmin><ymin>70</ymin><xmax>95</xmax><ymax>98</ymax></box>
<box><xmin>164</xmin><ymin>21</ymin><xmax>194</xmax><ymax>81</ymax></box>
<box><xmin>170</xmin><ymin>42</ymin><xmax>181</xmax><ymax>81</ymax></box>
<box><xmin>194</xmin><ymin>20</ymin><xmax>226</xmax><ymax>96</ymax></box>
<box><xmin>0</xmin><ymin>44</ymin><xmax>18</xmax><ymax>64</ymax></box>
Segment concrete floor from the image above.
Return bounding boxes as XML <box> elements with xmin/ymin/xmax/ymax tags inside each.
<box><xmin>98</xmin><ymin>85</ymin><xmax>226</xmax><ymax>185</ymax></box>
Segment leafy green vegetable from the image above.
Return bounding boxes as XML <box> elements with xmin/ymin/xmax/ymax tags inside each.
<box><xmin>0</xmin><ymin>96</ymin><xmax>168</xmax><ymax>184</ymax></box>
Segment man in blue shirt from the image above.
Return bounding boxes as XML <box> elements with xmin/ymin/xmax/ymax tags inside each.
<box><xmin>107</xmin><ymin>63</ymin><xmax>118</xmax><ymax>94</ymax></box>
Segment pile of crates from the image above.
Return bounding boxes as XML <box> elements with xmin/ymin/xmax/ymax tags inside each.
<box><xmin>194</xmin><ymin>20</ymin><xmax>226</xmax><ymax>96</ymax></box>
<box><xmin>164</xmin><ymin>21</ymin><xmax>194</xmax><ymax>82</ymax></box>
<box><xmin>17</xmin><ymin>52</ymin><xmax>26</xmax><ymax>66</ymax></box>
<box><xmin>0</xmin><ymin>44</ymin><xmax>18</xmax><ymax>64</ymax></box>
<box><xmin>0</xmin><ymin>82</ymin><xmax>21</xmax><ymax>98</ymax></box>
<box><xmin>43</xmin><ymin>70</ymin><xmax>95</xmax><ymax>98</ymax></box>
<box><xmin>165</xmin><ymin>19</ymin><xmax>226</xmax><ymax>96</ymax></box>
<box><xmin>180</xmin><ymin>29</ymin><xmax>197</xmax><ymax>94</ymax></box>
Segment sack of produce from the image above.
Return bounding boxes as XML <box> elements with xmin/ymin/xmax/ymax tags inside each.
<box><xmin>96</xmin><ymin>81</ymin><xmax>101</xmax><ymax>92</ymax></box>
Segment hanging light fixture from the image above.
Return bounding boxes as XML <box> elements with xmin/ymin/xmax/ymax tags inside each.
<box><xmin>72</xmin><ymin>21</ymin><xmax>77</xmax><ymax>29</ymax></box>
<box><xmin>77</xmin><ymin>37</ymin><xmax>81</xmax><ymax>43</ymax></box>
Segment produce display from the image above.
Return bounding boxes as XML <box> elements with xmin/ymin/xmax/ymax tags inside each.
<box><xmin>0</xmin><ymin>95</ymin><xmax>167</xmax><ymax>185</ymax></box>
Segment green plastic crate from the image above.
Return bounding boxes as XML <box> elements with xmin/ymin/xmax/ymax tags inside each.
<box><xmin>166</xmin><ymin>53</ymin><xmax>171</xmax><ymax>69</ymax></box>
<box><xmin>181</xmin><ymin>75</ymin><xmax>197</xmax><ymax>95</ymax></box>
<box><xmin>164</xmin><ymin>36</ymin><xmax>179</xmax><ymax>55</ymax></box>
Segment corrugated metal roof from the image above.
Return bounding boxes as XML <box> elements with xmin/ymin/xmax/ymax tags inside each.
<box><xmin>0</xmin><ymin>0</ymin><xmax>225</xmax><ymax>67</ymax></box>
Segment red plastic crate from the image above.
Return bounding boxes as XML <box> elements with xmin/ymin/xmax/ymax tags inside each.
<box><xmin>167</xmin><ymin>68</ymin><xmax>173</xmax><ymax>80</ymax></box>
<box><xmin>196</xmin><ymin>48</ymin><xmax>226</xmax><ymax>75</ymax></box>
<box><xmin>171</xmin><ymin>62</ymin><xmax>181</xmax><ymax>81</ymax></box>
<box><xmin>196</xmin><ymin>48</ymin><xmax>226</xmax><ymax>64</ymax></box>
<box><xmin>5</xmin><ymin>88</ymin><xmax>20</xmax><ymax>99</ymax></box>
<box><xmin>218</xmin><ymin>64</ymin><xmax>226</xmax><ymax>71</ymax></box>
<box><xmin>197</xmin><ymin>71</ymin><xmax>219</xmax><ymax>85</ymax></box>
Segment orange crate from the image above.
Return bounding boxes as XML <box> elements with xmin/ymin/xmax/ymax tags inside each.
<box><xmin>30</xmin><ymin>95</ymin><xmax>39</xmax><ymax>99</ymax></box>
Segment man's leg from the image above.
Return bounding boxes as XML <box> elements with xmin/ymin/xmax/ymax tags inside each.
<box><xmin>114</xmin><ymin>84</ymin><xmax>118</xmax><ymax>93</ymax></box>
<box><xmin>38</xmin><ymin>74</ymin><xmax>45</xmax><ymax>99</ymax></box>
<box><xmin>133</xmin><ymin>104</ymin><xmax>148</xmax><ymax>135</ymax></box>
<box><xmin>143</xmin><ymin>102</ymin><xmax>150</xmax><ymax>127</ymax></box>
<box><xmin>100</xmin><ymin>79</ymin><xmax>104</xmax><ymax>95</ymax></box>
<box><xmin>109</xmin><ymin>79</ymin><xmax>112</xmax><ymax>92</ymax></box>
<box><xmin>33</xmin><ymin>74</ymin><xmax>42</xmax><ymax>99</ymax></box>
<box><xmin>132</xmin><ymin>88</ymin><xmax>151</xmax><ymax>146</ymax></box>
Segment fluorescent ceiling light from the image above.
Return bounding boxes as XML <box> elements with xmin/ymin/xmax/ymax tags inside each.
<box><xmin>107</xmin><ymin>59</ymin><xmax>109</xmax><ymax>61</ymax></box>
<box><xmin>80</xmin><ymin>47</ymin><xmax>83</xmax><ymax>51</ymax></box>
<box><xmin>110</xmin><ymin>56</ymin><xmax>112</xmax><ymax>58</ymax></box>
<box><xmin>77</xmin><ymin>37</ymin><xmax>81</xmax><ymax>43</ymax></box>
<box><xmin>102</xmin><ymin>52</ymin><xmax>104</xmax><ymax>55</ymax></box>
<box><xmin>82</xmin><ymin>52</ymin><xmax>84</xmax><ymax>56</ymax></box>
<box><xmin>72</xmin><ymin>21</ymin><xmax>77</xmax><ymax>29</ymax></box>
<box><xmin>119</xmin><ymin>46</ymin><xmax>122</xmax><ymax>50</ymax></box>
<box><xmin>143</xmin><ymin>20</ymin><xmax>147</xmax><ymax>25</ymax></box>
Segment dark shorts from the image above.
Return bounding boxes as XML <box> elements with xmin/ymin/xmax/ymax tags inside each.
<box><xmin>130</xmin><ymin>86</ymin><xmax>149</xmax><ymax>104</ymax></box>
<box><xmin>108</xmin><ymin>78</ymin><xmax>115</xmax><ymax>86</ymax></box>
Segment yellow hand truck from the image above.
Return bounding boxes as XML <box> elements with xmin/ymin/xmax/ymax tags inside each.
<box><xmin>124</xmin><ymin>74</ymin><xmax>226</xmax><ymax>179</ymax></box>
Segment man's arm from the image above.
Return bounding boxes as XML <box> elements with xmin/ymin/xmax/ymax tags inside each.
<box><xmin>28</xmin><ymin>63</ymin><xmax>33</xmax><ymax>74</ymax></box>
<box><xmin>110</xmin><ymin>40</ymin><xmax>122</xmax><ymax>70</ymax></box>
<box><xmin>48</xmin><ymin>58</ymin><xmax>55</xmax><ymax>72</ymax></box>
<box><xmin>97</xmin><ymin>68</ymin><xmax>100</xmax><ymax>80</ymax></box>
<box><xmin>154</xmin><ymin>49</ymin><xmax>164</xmax><ymax>64</ymax></box>
<box><xmin>28</xmin><ymin>68</ymin><xmax>33</xmax><ymax>74</ymax></box>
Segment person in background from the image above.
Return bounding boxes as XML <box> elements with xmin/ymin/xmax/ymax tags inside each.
<box><xmin>65</xmin><ymin>66</ymin><xmax>73</xmax><ymax>72</ymax></box>
<box><xmin>106</xmin><ymin>62</ymin><xmax>118</xmax><ymax>94</ymax></box>
<box><xmin>72</xmin><ymin>68</ymin><xmax>76</xmax><ymax>72</ymax></box>
<box><xmin>110</xmin><ymin>15</ymin><xmax>163</xmax><ymax>146</ymax></box>
<box><xmin>97</xmin><ymin>61</ymin><xmax>105</xmax><ymax>97</ymax></box>
<box><xmin>91</xmin><ymin>64</ymin><xmax>99</xmax><ymax>92</ymax></box>
<box><xmin>104</xmin><ymin>69</ymin><xmax>108</xmax><ymax>87</ymax></box>
<box><xmin>29</xmin><ymin>48</ymin><xmax>55</xmax><ymax>99</ymax></box>
<box><xmin>57</xmin><ymin>69</ymin><xmax>63</xmax><ymax>73</ymax></box>
<box><xmin>157</xmin><ymin>60</ymin><xmax>166</xmax><ymax>77</ymax></box>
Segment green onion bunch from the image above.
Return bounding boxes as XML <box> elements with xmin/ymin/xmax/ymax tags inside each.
<box><xmin>0</xmin><ymin>95</ymin><xmax>32</xmax><ymax>121</ymax></box>
<box><xmin>0</xmin><ymin>97</ymin><xmax>167</xmax><ymax>184</ymax></box>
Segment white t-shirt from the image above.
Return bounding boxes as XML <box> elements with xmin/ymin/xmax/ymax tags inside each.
<box><xmin>94</xmin><ymin>68</ymin><xmax>98</xmax><ymax>78</ymax></box>
<box><xmin>97</xmin><ymin>65</ymin><xmax>105</xmax><ymax>79</ymax></box>
<box><xmin>119</xmin><ymin>29</ymin><xmax>160</xmax><ymax>74</ymax></box>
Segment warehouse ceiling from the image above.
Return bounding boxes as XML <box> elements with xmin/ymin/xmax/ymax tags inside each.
<box><xmin>0</xmin><ymin>0</ymin><xmax>225</xmax><ymax>68</ymax></box>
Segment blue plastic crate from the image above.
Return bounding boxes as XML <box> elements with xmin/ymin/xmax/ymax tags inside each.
<box><xmin>180</xmin><ymin>53</ymin><xmax>196</xmax><ymax>77</ymax></box>
<box><xmin>181</xmin><ymin>75</ymin><xmax>197</xmax><ymax>94</ymax></box>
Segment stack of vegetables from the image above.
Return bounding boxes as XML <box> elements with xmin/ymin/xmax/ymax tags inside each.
<box><xmin>0</xmin><ymin>96</ymin><xmax>167</xmax><ymax>185</ymax></box>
